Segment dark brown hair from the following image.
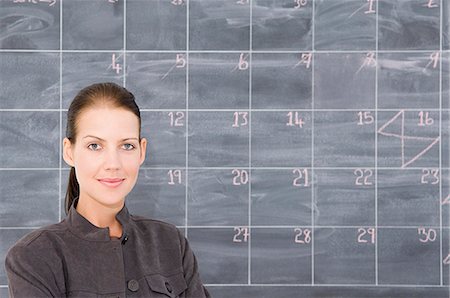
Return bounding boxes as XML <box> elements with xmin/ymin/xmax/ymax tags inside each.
<box><xmin>64</xmin><ymin>82</ymin><xmax>141</xmax><ymax>215</ymax></box>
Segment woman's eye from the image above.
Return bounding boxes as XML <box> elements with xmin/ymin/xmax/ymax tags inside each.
<box><xmin>123</xmin><ymin>143</ymin><xmax>136</xmax><ymax>150</ymax></box>
<box><xmin>88</xmin><ymin>143</ymin><xmax>101</xmax><ymax>151</ymax></box>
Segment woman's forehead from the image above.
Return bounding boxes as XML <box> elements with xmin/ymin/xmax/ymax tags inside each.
<box><xmin>77</xmin><ymin>108</ymin><xmax>139</xmax><ymax>136</ymax></box>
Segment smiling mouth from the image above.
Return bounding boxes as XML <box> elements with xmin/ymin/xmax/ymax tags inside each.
<box><xmin>98</xmin><ymin>178</ymin><xmax>125</xmax><ymax>182</ymax></box>
<box><xmin>97</xmin><ymin>179</ymin><xmax>125</xmax><ymax>188</ymax></box>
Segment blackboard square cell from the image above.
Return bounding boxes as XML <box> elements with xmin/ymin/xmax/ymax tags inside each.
<box><xmin>0</xmin><ymin>111</ymin><xmax>59</xmax><ymax>168</ymax></box>
<box><xmin>188</xmin><ymin>111</ymin><xmax>249</xmax><ymax>167</ymax></box>
<box><xmin>62</xmin><ymin>0</ymin><xmax>123</xmax><ymax>50</ymax></box>
<box><xmin>404</xmin><ymin>108</ymin><xmax>440</xmax><ymax>169</ymax></box>
<box><xmin>314</xmin><ymin>111</ymin><xmax>375</xmax><ymax>167</ymax></box>
<box><xmin>189</xmin><ymin>0</ymin><xmax>250</xmax><ymax>50</ymax></box>
<box><xmin>315</xmin><ymin>169</ymin><xmax>375</xmax><ymax>226</ymax></box>
<box><xmin>444</xmin><ymin>1</ymin><xmax>450</xmax><ymax>50</ymax></box>
<box><xmin>126</xmin><ymin>0</ymin><xmax>186</xmax><ymax>51</ymax></box>
<box><xmin>206</xmin><ymin>286</ymin><xmax>310</xmax><ymax>298</ymax></box>
<box><xmin>444</xmin><ymin>52</ymin><xmax>450</xmax><ymax>110</ymax></box>
<box><xmin>252</xmin><ymin>0</ymin><xmax>312</xmax><ymax>51</ymax></box>
<box><xmin>126</xmin><ymin>169</ymin><xmax>186</xmax><ymax>226</ymax></box>
<box><xmin>187</xmin><ymin>169</ymin><xmax>248</xmax><ymax>226</ymax></box>
<box><xmin>443</xmin><ymin>228</ymin><xmax>450</xmax><ymax>285</ymax></box>
<box><xmin>443</xmin><ymin>112</ymin><xmax>450</xmax><ymax>169</ymax></box>
<box><xmin>378</xmin><ymin>228</ymin><xmax>440</xmax><ymax>285</ymax></box>
<box><xmin>251</xmin><ymin>228</ymin><xmax>312</xmax><ymax>284</ymax></box>
<box><xmin>378</xmin><ymin>0</ymin><xmax>440</xmax><ymax>51</ymax></box>
<box><xmin>314</xmin><ymin>228</ymin><xmax>376</xmax><ymax>284</ymax></box>
<box><xmin>251</xmin><ymin>53</ymin><xmax>312</xmax><ymax>109</ymax></box>
<box><xmin>314</xmin><ymin>53</ymin><xmax>376</xmax><ymax>109</ymax></box>
<box><xmin>0</xmin><ymin>170</ymin><xmax>59</xmax><ymax>227</ymax></box>
<box><xmin>378</xmin><ymin>52</ymin><xmax>440</xmax><ymax>109</ymax></box>
<box><xmin>0</xmin><ymin>53</ymin><xmax>59</xmax><ymax>109</ymax></box>
<box><xmin>141</xmin><ymin>111</ymin><xmax>186</xmax><ymax>167</ymax></box>
<box><xmin>377</xmin><ymin>111</ymin><xmax>440</xmax><ymax>168</ymax></box>
<box><xmin>0</xmin><ymin>1</ymin><xmax>60</xmax><ymax>50</ymax></box>
<box><xmin>189</xmin><ymin>53</ymin><xmax>249</xmax><ymax>109</ymax></box>
<box><xmin>126</xmin><ymin>53</ymin><xmax>186</xmax><ymax>109</ymax></box>
<box><xmin>314</xmin><ymin>0</ymin><xmax>376</xmax><ymax>51</ymax></box>
<box><xmin>442</xmin><ymin>169</ymin><xmax>450</xmax><ymax>227</ymax></box>
<box><xmin>187</xmin><ymin>228</ymin><xmax>248</xmax><ymax>284</ymax></box>
<box><xmin>378</xmin><ymin>169</ymin><xmax>439</xmax><ymax>226</ymax></box>
<box><xmin>251</xmin><ymin>111</ymin><xmax>312</xmax><ymax>167</ymax></box>
<box><xmin>61</xmin><ymin>53</ymin><xmax>123</xmax><ymax>108</ymax></box>
<box><xmin>251</xmin><ymin>169</ymin><xmax>311</xmax><ymax>226</ymax></box>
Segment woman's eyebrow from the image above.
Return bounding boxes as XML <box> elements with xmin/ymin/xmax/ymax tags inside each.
<box><xmin>83</xmin><ymin>135</ymin><xmax>138</xmax><ymax>141</ymax></box>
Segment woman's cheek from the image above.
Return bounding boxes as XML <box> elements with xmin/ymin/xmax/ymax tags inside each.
<box><xmin>83</xmin><ymin>155</ymin><xmax>102</xmax><ymax>168</ymax></box>
<box><xmin>122</xmin><ymin>152</ymin><xmax>141</xmax><ymax>167</ymax></box>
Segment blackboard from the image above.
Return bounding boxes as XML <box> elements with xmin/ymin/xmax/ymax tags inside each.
<box><xmin>0</xmin><ymin>0</ymin><xmax>450</xmax><ymax>297</ymax></box>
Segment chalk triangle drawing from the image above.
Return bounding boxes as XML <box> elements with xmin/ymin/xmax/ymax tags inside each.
<box><xmin>377</xmin><ymin>110</ymin><xmax>403</xmax><ymax>137</ymax></box>
<box><xmin>378</xmin><ymin>110</ymin><xmax>440</xmax><ymax>168</ymax></box>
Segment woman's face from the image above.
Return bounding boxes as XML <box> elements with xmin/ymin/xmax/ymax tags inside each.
<box><xmin>63</xmin><ymin>106</ymin><xmax>147</xmax><ymax>209</ymax></box>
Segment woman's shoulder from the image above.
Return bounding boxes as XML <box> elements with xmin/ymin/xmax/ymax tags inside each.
<box><xmin>5</xmin><ymin>223</ymin><xmax>67</xmax><ymax>297</ymax></box>
<box><xmin>6</xmin><ymin>221</ymin><xmax>66</xmax><ymax>260</ymax></box>
<box><xmin>5</xmin><ymin>225</ymin><xmax>66</xmax><ymax>293</ymax></box>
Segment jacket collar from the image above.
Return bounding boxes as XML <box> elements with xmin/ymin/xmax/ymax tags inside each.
<box><xmin>66</xmin><ymin>196</ymin><xmax>130</xmax><ymax>242</ymax></box>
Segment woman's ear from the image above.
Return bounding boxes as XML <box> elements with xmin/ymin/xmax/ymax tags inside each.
<box><xmin>139</xmin><ymin>138</ymin><xmax>147</xmax><ymax>166</ymax></box>
<box><xmin>62</xmin><ymin>137</ymin><xmax>75</xmax><ymax>167</ymax></box>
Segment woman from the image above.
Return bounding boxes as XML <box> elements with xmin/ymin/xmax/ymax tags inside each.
<box><xmin>5</xmin><ymin>82</ymin><xmax>210</xmax><ymax>298</ymax></box>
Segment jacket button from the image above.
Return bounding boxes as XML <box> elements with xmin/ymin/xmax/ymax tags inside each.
<box><xmin>165</xmin><ymin>281</ymin><xmax>173</xmax><ymax>293</ymax></box>
<box><xmin>127</xmin><ymin>279</ymin><xmax>139</xmax><ymax>292</ymax></box>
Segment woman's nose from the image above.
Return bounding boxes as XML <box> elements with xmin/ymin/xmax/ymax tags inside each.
<box><xmin>103</xmin><ymin>149</ymin><xmax>122</xmax><ymax>169</ymax></box>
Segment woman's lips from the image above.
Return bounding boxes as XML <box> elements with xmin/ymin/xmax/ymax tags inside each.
<box><xmin>97</xmin><ymin>179</ymin><xmax>125</xmax><ymax>188</ymax></box>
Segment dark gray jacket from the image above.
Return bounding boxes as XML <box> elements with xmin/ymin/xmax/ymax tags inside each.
<box><xmin>4</xmin><ymin>197</ymin><xmax>211</xmax><ymax>297</ymax></box>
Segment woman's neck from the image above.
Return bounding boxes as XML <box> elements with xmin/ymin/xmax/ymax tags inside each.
<box><xmin>75</xmin><ymin>195</ymin><xmax>124</xmax><ymax>239</ymax></box>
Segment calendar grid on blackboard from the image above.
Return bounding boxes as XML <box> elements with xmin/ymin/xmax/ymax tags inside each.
<box><xmin>1</xmin><ymin>0</ymin><xmax>450</xmax><ymax>297</ymax></box>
